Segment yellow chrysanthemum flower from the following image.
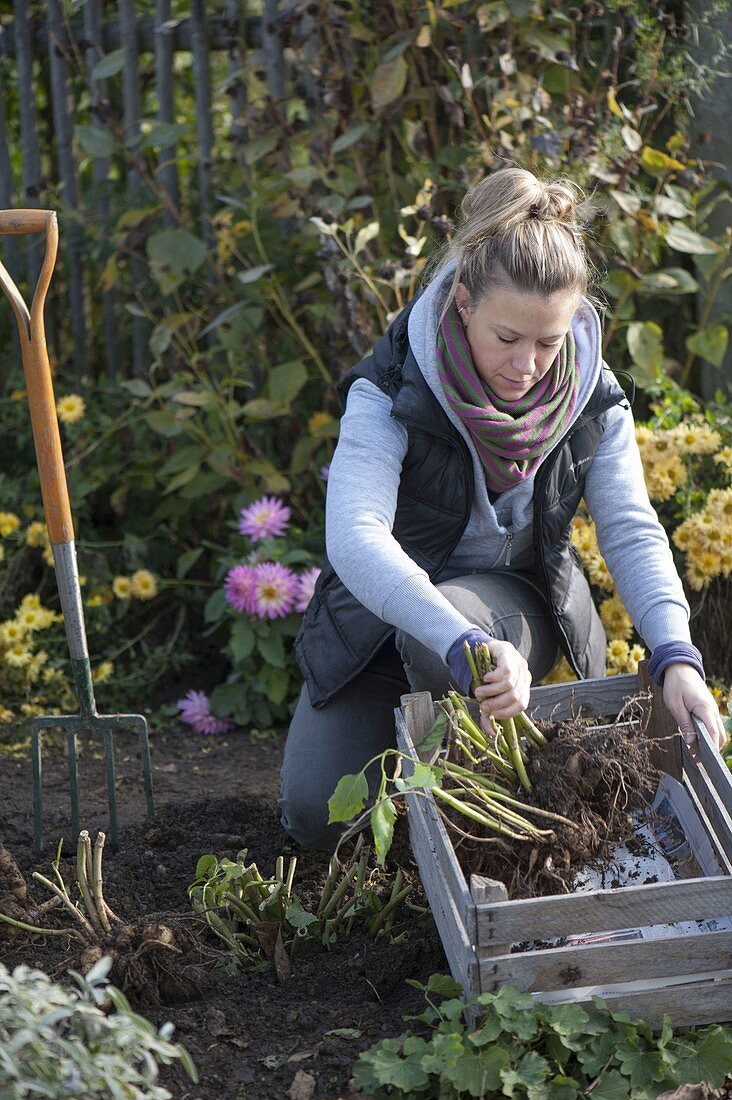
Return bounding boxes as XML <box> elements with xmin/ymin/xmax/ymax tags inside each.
<box><xmin>0</xmin><ymin>512</ymin><xmax>21</xmax><ymax>537</ymax></box>
<box><xmin>0</xmin><ymin>620</ymin><xmax>26</xmax><ymax>646</ymax></box>
<box><xmin>705</xmin><ymin>488</ymin><xmax>732</xmax><ymax>522</ymax></box>
<box><xmin>130</xmin><ymin>569</ymin><xmax>157</xmax><ymax>600</ymax></box>
<box><xmin>20</xmin><ymin>703</ymin><xmax>44</xmax><ymax>717</ymax></box>
<box><xmin>26</xmin><ymin>521</ymin><xmax>48</xmax><ymax>548</ymax></box>
<box><xmin>42</xmin><ymin>544</ymin><xmax>55</xmax><ymax>568</ymax></box>
<box><xmin>308</xmin><ymin>411</ymin><xmax>334</xmax><ymax>434</ymax></box>
<box><xmin>92</xmin><ymin>660</ymin><xmax>114</xmax><ymax>684</ymax></box>
<box><xmin>0</xmin><ymin>705</ymin><xmax>14</xmax><ymax>723</ymax></box>
<box><xmin>669</xmin><ymin>421</ymin><xmax>722</xmax><ymax>456</ymax></box>
<box><xmin>607</xmin><ymin>639</ymin><xmax>630</xmax><ymax>669</ymax></box>
<box><xmin>0</xmin><ymin>545</ymin><xmax>4</xmax><ymax>564</ymax></box>
<box><xmin>586</xmin><ymin>553</ymin><xmax>614</xmax><ymax>592</ymax></box>
<box><xmin>4</xmin><ymin>643</ymin><xmax>32</xmax><ymax>668</ymax></box>
<box><xmin>26</xmin><ymin>650</ymin><xmax>48</xmax><ymax>684</ymax></box>
<box><xmin>599</xmin><ymin>594</ymin><xmax>633</xmax><ymax>641</ymax></box>
<box><xmin>20</xmin><ymin>594</ymin><xmax>41</xmax><ymax>610</ymax></box>
<box><xmin>112</xmin><ymin>576</ymin><xmax>132</xmax><ymax>599</ymax></box>
<box><xmin>87</xmin><ymin>593</ymin><xmax>105</xmax><ymax>608</ymax></box>
<box><xmin>17</xmin><ymin>607</ymin><xmax>43</xmax><ymax>632</ymax></box>
<box><xmin>713</xmin><ymin>447</ymin><xmax>732</xmax><ymax>473</ymax></box>
<box><xmin>56</xmin><ymin>393</ymin><xmax>86</xmax><ymax>424</ymax></box>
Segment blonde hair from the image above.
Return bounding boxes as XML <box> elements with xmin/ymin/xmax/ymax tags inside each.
<box><xmin>432</xmin><ymin>168</ymin><xmax>592</xmax><ymax>322</ymax></box>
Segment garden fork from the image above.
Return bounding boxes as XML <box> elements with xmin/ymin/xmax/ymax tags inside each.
<box><xmin>0</xmin><ymin>209</ymin><xmax>154</xmax><ymax>853</ymax></box>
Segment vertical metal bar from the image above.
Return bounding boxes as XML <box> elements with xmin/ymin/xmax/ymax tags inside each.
<box><xmin>13</xmin><ymin>0</ymin><xmax>43</xmax><ymax>288</ymax></box>
<box><xmin>32</xmin><ymin>725</ymin><xmax>43</xmax><ymax>855</ymax></box>
<box><xmin>103</xmin><ymin>726</ymin><xmax>118</xmax><ymax>846</ymax></box>
<box><xmin>190</xmin><ymin>0</ymin><xmax>214</xmax><ymax>245</ymax></box>
<box><xmin>262</xmin><ymin>0</ymin><xmax>285</xmax><ymax>102</ymax></box>
<box><xmin>225</xmin><ymin>0</ymin><xmax>249</xmax><ymax>171</ymax></box>
<box><xmin>83</xmin><ymin>0</ymin><xmax>120</xmax><ymax>382</ymax></box>
<box><xmin>66</xmin><ymin>727</ymin><xmax>80</xmax><ymax>843</ymax></box>
<box><xmin>138</xmin><ymin>718</ymin><xmax>155</xmax><ymax>820</ymax></box>
<box><xmin>46</xmin><ymin>0</ymin><xmax>87</xmax><ymax>374</ymax></box>
<box><xmin>118</xmin><ymin>0</ymin><xmax>149</xmax><ymax>376</ymax></box>
<box><xmin>154</xmin><ymin>0</ymin><xmax>180</xmax><ymax>223</ymax></box>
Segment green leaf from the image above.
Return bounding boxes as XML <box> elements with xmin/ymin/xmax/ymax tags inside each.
<box><xmin>370</xmin><ymin>55</ymin><xmax>408</xmax><ymax>110</ymax></box>
<box><xmin>686</xmin><ymin>324</ymin><xmax>729</xmax><ymax>367</ymax></box>
<box><xmin>358</xmin><ymin>1038</ymin><xmax>429</xmax><ymax>1091</ymax></box>
<box><xmin>91</xmin><ymin>48</ymin><xmax>126</xmax><ymax>80</ymax></box>
<box><xmin>144</xmin><ymin>410</ymin><xmax>186</xmax><ymax>437</ymax></box>
<box><xmin>332</xmin><ymin>122</ymin><xmax>371</xmax><ymax>154</ymax></box>
<box><xmin>256</xmin><ymin>632</ymin><xmax>286</xmax><ymax>668</ymax></box>
<box><xmin>627</xmin><ymin>320</ymin><xmax>663</xmax><ymax>384</ymax></box>
<box><xmin>162</xmin><ymin>464</ymin><xmax>201</xmax><ymax>495</ymax></box>
<box><xmin>229</xmin><ymin>619</ymin><xmax>256</xmax><ymax>663</ymax></box>
<box><xmin>176</xmin><ymin>547</ymin><xmax>203</xmax><ymax>580</ymax></box>
<box><xmin>75</xmin><ymin>124</ymin><xmax>116</xmax><ymax>158</ymax></box>
<box><xmin>674</xmin><ymin>1028</ymin><xmax>732</xmax><ymax>1087</ymax></box>
<box><xmin>666</xmin><ymin>223</ymin><xmax>722</xmax><ymax>254</ymax></box>
<box><xmin>285</xmin><ymin>900</ymin><xmax>319</xmax><ymax>929</ymax></box>
<box><xmin>266</xmin><ymin>666</ymin><xmax>290</xmax><ymax>705</ymax></box>
<box><xmin>119</xmin><ymin>378</ymin><xmax>152</xmax><ymax>398</ymax></box>
<box><xmin>327</xmin><ymin>771</ymin><xmax>369</xmax><ymax>824</ymax></box>
<box><xmin>426</xmin><ymin>973</ymin><xmax>464</xmax><ymax>998</ymax></box>
<box><xmin>371</xmin><ymin>798</ymin><xmax>397</xmax><ymax>865</ymax></box>
<box><xmin>615</xmin><ymin>1048</ymin><xmax>664</xmax><ymax>1090</ymax></box>
<box><xmin>446</xmin><ymin>1045</ymin><xmax>510</xmax><ymax>1095</ymax></box>
<box><xmin>638</xmin><ymin>268</ymin><xmax>699</xmax><ymax>295</ymax></box>
<box><xmin>147</xmin><ymin>228</ymin><xmax>207</xmax><ymax>293</ymax></box>
<box><xmin>204</xmin><ymin>589</ymin><xmax>228</xmax><ymax>624</ymax></box>
<box><xmin>640</xmin><ymin>146</ymin><xmax>685</xmax><ymax>175</ymax></box>
<box><xmin>397</xmin><ymin>761</ymin><xmax>441</xmax><ymax>792</ymax></box>
<box><xmin>269</xmin><ymin>361</ymin><xmax>308</xmax><ymax>406</ymax></box>
<box><xmin>324</xmin><ymin>1027</ymin><xmax>363</xmax><ymax>1039</ymax></box>
<box><xmin>210</xmin><ymin>682</ymin><xmax>245</xmax><ymax>721</ymax></box>
<box><xmin>501</xmin><ymin>1051</ymin><xmax>551</xmax><ymax>1096</ymax></box>
<box><xmin>589</xmin><ymin>1069</ymin><xmax>633</xmax><ymax>1100</ymax></box>
<box><xmin>241</xmin><ymin>398</ymin><xmax>287</xmax><ymax>420</ymax></box>
<box><xmin>142</xmin><ymin>121</ymin><xmax>186</xmax><ymax>149</ymax></box>
<box><xmin>418</xmin><ymin>711</ymin><xmax>448</xmax><ymax>753</ymax></box>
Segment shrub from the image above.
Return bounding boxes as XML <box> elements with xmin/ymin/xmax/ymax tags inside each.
<box><xmin>0</xmin><ymin>957</ymin><xmax>196</xmax><ymax>1099</ymax></box>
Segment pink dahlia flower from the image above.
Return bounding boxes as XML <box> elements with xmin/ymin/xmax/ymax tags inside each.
<box><xmin>224</xmin><ymin>563</ymin><xmax>257</xmax><ymax>613</ymax></box>
<box><xmin>251</xmin><ymin>562</ymin><xmax>298</xmax><ymax>619</ymax></box>
<box><xmin>294</xmin><ymin>566</ymin><xmax>321</xmax><ymax>613</ymax></box>
<box><xmin>238</xmin><ymin>495</ymin><xmax>291</xmax><ymax>542</ymax></box>
<box><xmin>177</xmin><ymin>690</ymin><xmax>234</xmax><ymax>735</ymax></box>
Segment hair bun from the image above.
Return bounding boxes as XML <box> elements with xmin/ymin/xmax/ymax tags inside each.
<box><xmin>534</xmin><ymin>180</ymin><xmax>580</xmax><ymax>223</ymax></box>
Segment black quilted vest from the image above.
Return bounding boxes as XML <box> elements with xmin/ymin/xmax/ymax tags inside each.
<box><xmin>295</xmin><ymin>303</ymin><xmax>629</xmax><ymax>707</ymax></box>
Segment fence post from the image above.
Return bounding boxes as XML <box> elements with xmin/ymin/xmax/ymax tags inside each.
<box><xmin>13</xmin><ymin>0</ymin><xmax>43</xmax><ymax>289</ymax></box>
<box><xmin>190</xmin><ymin>0</ymin><xmax>214</xmax><ymax>246</ymax></box>
<box><xmin>47</xmin><ymin>0</ymin><xmax>87</xmax><ymax>374</ymax></box>
<box><xmin>225</xmin><ymin>0</ymin><xmax>249</xmax><ymax>172</ymax></box>
<box><xmin>262</xmin><ymin>0</ymin><xmax>285</xmax><ymax>102</ymax></box>
<box><xmin>119</xmin><ymin>0</ymin><xmax>150</xmax><ymax>376</ymax></box>
<box><xmin>83</xmin><ymin>0</ymin><xmax>120</xmax><ymax>382</ymax></box>
<box><xmin>154</xmin><ymin>0</ymin><xmax>181</xmax><ymax>224</ymax></box>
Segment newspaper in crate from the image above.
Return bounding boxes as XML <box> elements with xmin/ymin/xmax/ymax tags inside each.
<box><xmin>535</xmin><ymin>775</ymin><xmax>732</xmax><ymax>950</ymax></box>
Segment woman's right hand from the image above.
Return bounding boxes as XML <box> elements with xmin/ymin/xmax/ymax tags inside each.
<box><xmin>474</xmin><ymin>638</ymin><xmax>531</xmax><ymax>721</ymax></box>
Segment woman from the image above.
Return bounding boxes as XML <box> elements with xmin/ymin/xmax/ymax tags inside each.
<box><xmin>280</xmin><ymin>167</ymin><xmax>727</xmax><ymax>849</ymax></box>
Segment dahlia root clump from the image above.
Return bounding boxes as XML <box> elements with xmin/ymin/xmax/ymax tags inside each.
<box><xmin>0</xmin><ymin>832</ymin><xmax>218</xmax><ymax>1004</ymax></box>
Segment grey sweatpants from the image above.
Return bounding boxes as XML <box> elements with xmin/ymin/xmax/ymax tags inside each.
<box><xmin>279</xmin><ymin>571</ymin><xmax>561</xmax><ymax>848</ymax></box>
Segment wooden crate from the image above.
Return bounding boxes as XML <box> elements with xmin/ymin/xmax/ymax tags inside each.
<box><xmin>395</xmin><ymin>670</ymin><xmax>732</xmax><ymax>1027</ymax></box>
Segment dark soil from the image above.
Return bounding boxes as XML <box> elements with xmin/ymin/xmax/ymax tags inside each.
<box><xmin>0</xmin><ymin>723</ymin><xmax>445</xmax><ymax>1099</ymax></box>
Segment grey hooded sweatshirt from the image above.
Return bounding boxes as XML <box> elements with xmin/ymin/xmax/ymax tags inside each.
<box><xmin>325</xmin><ymin>267</ymin><xmax>691</xmax><ymax>664</ymax></box>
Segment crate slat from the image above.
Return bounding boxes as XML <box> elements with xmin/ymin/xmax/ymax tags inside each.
<box><xmin>693</xmin><ymin>722</ymin><xmax>732</xmax><ymax>818</ymax></box>
<box><xmin>565</xmin><ymin>975</ymin><xmax>732</xmax><ymax>1027</ymax></box>
<box><xmin>475</xmin><ymin>876</ymin><xmax>732</xmax><ymax>945</ymax></box>
<box><xmin>526</xmin><ymin>674</ymin><xmax>638</xmax><ymax>721</ymax></box>
<box><xmin>682</xmin><ymin>754</ymin><xmax>732</xmax><ymax>869</ymax></box>
<box><xmin>480</xmin><ymin>929</ymin><xmax>732</xmax><ymax>994</ymax></box>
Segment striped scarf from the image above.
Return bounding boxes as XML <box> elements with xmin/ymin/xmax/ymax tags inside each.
<box><xmin>437</xmin><ymin>301</ymin><xmax>579</xmax><ymax>495</ymax></box>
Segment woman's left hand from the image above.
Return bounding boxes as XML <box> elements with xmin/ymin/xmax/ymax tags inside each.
<box><xmin>662</xmin><ymin>663</ymin><xmax>728</xmax><ymax>756</ymax></box>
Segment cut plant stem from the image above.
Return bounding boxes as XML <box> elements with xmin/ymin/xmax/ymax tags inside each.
<box><xmin>503</xmin><ymin>717</ymin><xmax>532</xmax><ymax>791</ymax></box>
<box><xmin>432</xmin><ymin>787</ymin><xmax>534</xmax><ymax>841</ymax></box>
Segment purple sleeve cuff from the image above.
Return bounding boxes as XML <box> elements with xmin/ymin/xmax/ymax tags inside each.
<box><xmin>647</xmin><ymin>641</ymin><xmax>705</xmax><ymax>686</ymax></box>
<box><xmin>446</xmin><ymin>628</ymin><xmax>494</xmax><ymax>696</ymax></box>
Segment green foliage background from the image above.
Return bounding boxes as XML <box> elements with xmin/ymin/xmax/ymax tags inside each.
<box><xmin>0</xmin><ymin>0</ymin><xmax>731</xmax><ymax>730</ymax></box>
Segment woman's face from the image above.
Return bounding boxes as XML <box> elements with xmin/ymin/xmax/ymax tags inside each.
<box><xmin>454</xmin><ymin>282</ymin><xmax>580</xmax><ymax>402</ymax></box>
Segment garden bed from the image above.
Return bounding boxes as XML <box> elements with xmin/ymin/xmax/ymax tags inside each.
<box><xmin>0</xmin><ymin>722</ymin><xmax>445</xmax><ymax>1100</ymax></box>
